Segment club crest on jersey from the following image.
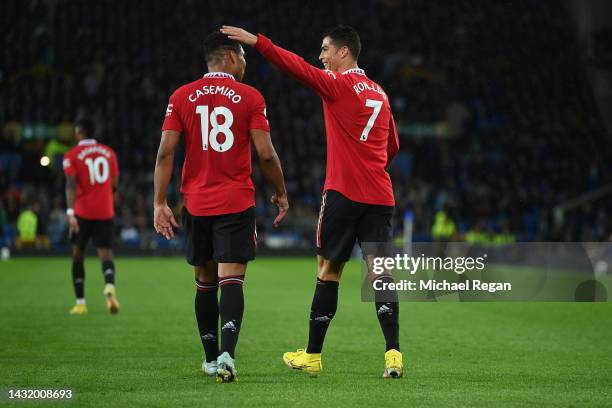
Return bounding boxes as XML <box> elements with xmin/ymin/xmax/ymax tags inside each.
<box><xmin>165</xmin><ymin>104</ymin><xmax>173</xmax><ymax>117</ymax></box>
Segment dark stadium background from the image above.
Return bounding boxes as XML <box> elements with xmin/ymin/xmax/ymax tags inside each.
<box><xmin>1</xmin><ymin>0</ymin><xmax>611</xmax><ymax>256</ymax></box>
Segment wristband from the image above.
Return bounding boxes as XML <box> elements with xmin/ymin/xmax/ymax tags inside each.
<box><xmin>66</xmin><ymin>208</ymin><xmax>75</xmax><ymax>216</ymax></box>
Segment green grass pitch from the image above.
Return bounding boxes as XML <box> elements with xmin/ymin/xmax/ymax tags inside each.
<box><xmin>1</xmin><ymin>257</ymin><xmax>611</xmax><ymax>407</ymax></box>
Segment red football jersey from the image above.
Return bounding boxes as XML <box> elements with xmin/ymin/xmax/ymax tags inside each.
<box><xmin>162</xmin><ymin>72</ymin><xmax>270</xmax><ymax>216</ymax></box>
<box><xmin>63</xmin><ymin>139</ymin><xmax>119</xmax><ymax>220</ymax></box>
<box><xmin>255</xmin><ymin>35</ymin><xmax>399</xmax><ymax>206</ymax></box>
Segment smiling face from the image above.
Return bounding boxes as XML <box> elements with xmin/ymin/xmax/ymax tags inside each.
<box><xmin>319</xmin><ymin>36</ymin><xmax>346</xmax><ymax>72</ymax></box>
<box><xmin>319</xmin><ymin>26</ymin><xmax>361</xmax><ymax>73</ymax></box>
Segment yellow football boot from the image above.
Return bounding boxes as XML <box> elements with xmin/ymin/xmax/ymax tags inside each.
<box><xmin>383</xmin><ymin>349</ymin><xmax>403</xmax><ymax>378</ymax></box>
<box><xmin>69</xmin><ymin>304</ymin><xmax>88</xmax><ymax>315</ymax></box>
<box><xmin>283</xmin><ymin>349</ymin><xmax>322</xmax><ymax>373</ymax></box>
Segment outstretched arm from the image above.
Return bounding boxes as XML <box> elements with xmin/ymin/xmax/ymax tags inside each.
<box><xmin>221</xmin><ymin>26</ymin><xmax>339</xmax><ymax>100</ymax></box>
<box><xmin>153</xmin><ymin>130</ymin><xmax>180</xmax><ymax>239</ymax></box>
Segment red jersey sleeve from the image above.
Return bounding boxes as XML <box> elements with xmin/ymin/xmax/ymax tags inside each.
<box><xmin>386</xmin><ymin>114</ymin><xmax>400</xmax><ymax>169</ymax></box>
<box><xmin>255</xmin><ymin>34</ymin><xmax>340</xmax><ymax>100</ymax></box>
<box><xmin>162</xmin><ymin>92</ymin><xmax>183</xmax><ymax>132</ymax></box>
<box><xmin>62</xmin><ymin>150</ymin><xmax>76</xmax><ymax>176</ymax></box>
<box><xmin>249</xmin><ymin>90</ymin><xmax>270</xmax><ymax>132</ymax></box>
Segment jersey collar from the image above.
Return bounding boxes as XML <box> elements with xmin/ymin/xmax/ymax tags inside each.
<box><xmin>203</xmin><ymin>72</ymin><xmax>236</xmax><ymax>80</ymax></box>
<box><xmin>341</xmin><ymin>67</ymin><xmax>365</xmax><ymax>76</ymax></box>
<box><xmin>78</xmin><ymin>139</ymin><xmax>97</xmax><ymax>146</ymax></box>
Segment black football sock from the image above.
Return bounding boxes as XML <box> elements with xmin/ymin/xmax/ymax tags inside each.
<box><xmin>306</xmin><ymin>278</ymin><xmax>339</xmax><ymax>354</ymax></box>
<box><xmin>373</xmin><ymin>275</ymin><xmax>400</xmax><ymax>351</ymax></box>
<box><xmin>219</xmin><ymin>275</ymin><xmax>245</xmax><ymax>359</ymax></box>
<box><xmin>195</xmin><ymin>280</ymin><xmax>219</xmax><ymax>363</ymax></box>
<box><xmin>72</xmin><ymin>260</ymin><xmax>85</xmax><ymax>300</ymax></box>
<box><xmin>101</xmin><ymin>260</ymin><xmax>115</xmax><ymax>285</ymax></box>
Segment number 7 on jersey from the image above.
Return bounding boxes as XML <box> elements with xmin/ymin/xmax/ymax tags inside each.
<box><xmin>360</xmin><ymin>99</ymin><xmax>383</xmax><ymax>141</ymax></box>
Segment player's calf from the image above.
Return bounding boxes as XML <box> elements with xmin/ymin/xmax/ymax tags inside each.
<box><xmin>101</xmin><ymin>259</ymin><xmax>115</xmax><ymax>285</ymax></box>
<box><xmin>100</xmin><ymin>258</ymin><xmax>119</xmax><ymax>314</ymax></box>
<box><xmin>307</xmin><ymin>278</ymin><xmax>339</xmax><ymax>354</ymax></box>
<box><xmin>218</xmin><ymin>274</ymin><xmax>244</xmax><ymax>359</ymax></box>
<box><xmin>71</xmin><ymin>259</ymin><xmax>85</xmax><ymax>303</ymax></box>
<box><xmin>69</xmin><ymin>259</ymin><xmax>86</xmax><ymax>314</ymax></box>
<box><xmin>195</xmin><ymin>279</ymin><xmax>219</xmax><ymax>368</ymax></box>
<box><xmin>373</xmin><ymin>275</ymin><xmax>400</xmax><ymax>352</ymax></box>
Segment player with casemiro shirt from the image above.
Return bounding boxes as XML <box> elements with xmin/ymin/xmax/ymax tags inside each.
<box><xmin>221</xmin><ymin>25</ymin><xmax>402</xmax><ymax>378</ymax></box>
<box><xmin>153</xmin><ymin>32</ymin><xmax>288</xmax><ymax>382</ymax></box>
<box><xmin>63</xmin><ymin>118</ymin><xmax>120</xmax><ymax>316</ymax></box>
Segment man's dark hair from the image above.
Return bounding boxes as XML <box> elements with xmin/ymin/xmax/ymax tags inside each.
<box><xmin>322</xmin><ymin>25</ymin><xmax>361</xmax><ymax>60</ymax></box>
<box><xmin>75</xmin><ymin>118</ymin><xmax>95</xmax><ymax>138</ymax></box>
<box><xmin>204</xmin><ymin>31</ymin><xmax>242</xmax><ymax>65</ymax></box>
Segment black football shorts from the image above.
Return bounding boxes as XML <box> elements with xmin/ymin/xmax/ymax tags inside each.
<box><xmin>70</xmin><ymin>216</ymin><xmax>114</xmax><ymax>250</ymax></box>
<box><xmin>316</xmin><ymin>190</ymin><xmax>393</xmax><ymax>262</ymax></box>
<box><xmin>182</xmin><ymin>206</ymin><xmax>256</xmax><ymax>266</ymax></box>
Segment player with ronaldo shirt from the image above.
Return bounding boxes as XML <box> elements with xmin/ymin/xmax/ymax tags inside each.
<box><xmin>153</xmin><ymin>32</ymin><xmax>288</xmax><ymax>382</ymax></box>
<box><xmin>63</xmin><ymin>118</ymin><xmax>120</xmax><ymax>316</ymax></box>
<box><xmin>221</xmin><ymin>25</ymin><xmax>402</xmax><ymax>378</ymax></box>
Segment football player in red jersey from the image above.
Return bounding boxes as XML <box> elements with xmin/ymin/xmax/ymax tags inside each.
<box><xmin>153</xmin><ymin>32</ymin><xmax>288</xmax><ymax>382</ymax></box>
<box><xmin>63</xmin><ymin>118</ymin><xmax>120</xmax><ymax>316</ymax></box>
<box><xmin>221</xmin><ymin>25</ymin><xmax>403</xmax><ymax>378</ymax></box>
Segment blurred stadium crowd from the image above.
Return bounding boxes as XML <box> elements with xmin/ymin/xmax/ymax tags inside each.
<box><xmin>1</xmin><ymin>0</ymin><xmax>611</xmax><ymax>251</ymax></box>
